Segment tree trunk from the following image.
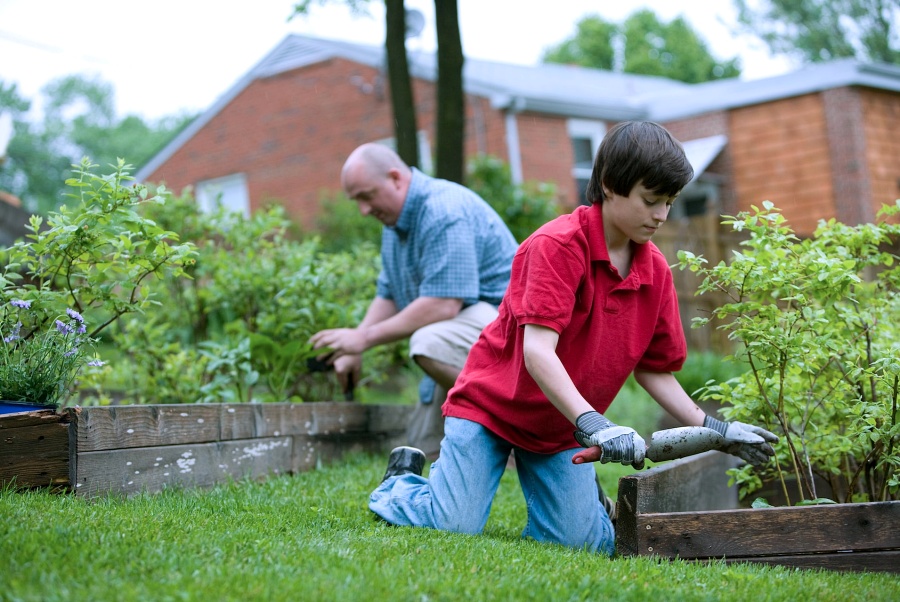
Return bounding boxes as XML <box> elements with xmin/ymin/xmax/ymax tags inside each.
<box><xmin>434</xmin><ymin>0</ymin><xmax>465</xmax><ymax>183</ymax></box>
<box><xmin>384</xmin><ymin>0</ymin><xmax>419</xmax><ymax>168</ymax></box>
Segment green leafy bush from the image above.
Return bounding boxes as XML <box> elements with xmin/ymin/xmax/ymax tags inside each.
<box><xmin>679</xmin><ymin>201</ymin><xmax>900</xmax><ymax>503</ymax></box>
<box><xmin>0</xmin><ymin>158</ymin><xmax>195</xmax><ymax>406</ymax></box>
<box><xmin>466</xmin><ymin>154</ymin><xmax>561</xmax><ymax>242</ymax></box>
<box><xmin>93</xmin><ymin>195</ymin><xmax>401</xmax><ymax>404</ymax></box>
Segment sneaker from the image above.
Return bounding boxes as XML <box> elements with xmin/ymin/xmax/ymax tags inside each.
<box><xmin>381</xmin><ymin>446</ymin><xmax>426</xmax><ymax>483</ymax></box>
<box><xmin>595</xmin><ymin>475</ymin><xmax>617</xmax><ymax>525</ymax></box>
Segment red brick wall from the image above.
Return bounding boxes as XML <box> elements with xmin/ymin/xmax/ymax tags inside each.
<box><xmin>861</xmin><ymin>88</ymin><xmax>900</xmax><ymax>219</ymax></box>
<box><xmin>515</xmin><ymin>112</ymin><xmax>577</xmax><ymax>207</ymax></box>
<box><xmin>148</xmin><ymin>59</ymin><xmax>397</xmax><ymax>228</ymax></box>
<box><xmin>729</xmin><ymin>93</ymin><xmax>835</xmax><ymax>235</ymax></box>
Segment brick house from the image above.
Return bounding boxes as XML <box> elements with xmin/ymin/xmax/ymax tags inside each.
<box><xmin>136</xmin><ymin>34</ymin><xmax>900</xmax><ymax>237</ymax></box>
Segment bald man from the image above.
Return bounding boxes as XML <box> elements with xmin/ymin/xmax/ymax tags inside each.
<box><xmin>310</xmin><ymin>143</ymin><xmax>518</xmax><ymax>458</ymax></box>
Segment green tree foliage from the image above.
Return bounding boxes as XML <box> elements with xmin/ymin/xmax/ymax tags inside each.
<box><xmin>733</xmin><ymin>0</ymin><xmax>900</xmax><ymax>63</ymax></box>
<box><xmin>0</xmin><ymin>75</ymin><xmax>194</xmax><ymax>215</ymax></box>
<box><xmin>542</xmin><ymin>10</ymin><xmax>741</xmax><ymax>83</ymax></box>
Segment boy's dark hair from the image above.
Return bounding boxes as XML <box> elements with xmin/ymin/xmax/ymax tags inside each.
<box><xmin>585</xmin><ymin>121</ymin><xmax>694</xmax><ymax>204</ymax></box>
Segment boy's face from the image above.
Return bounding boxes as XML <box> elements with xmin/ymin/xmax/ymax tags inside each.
<box><xmin>601</xmin><ymin>181</ymin><xmax>676</xmax><ymax>246</ymax></box>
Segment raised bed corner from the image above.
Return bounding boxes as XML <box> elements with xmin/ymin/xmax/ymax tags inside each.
<box><xmin>2</xmin><ymin>402</ymin><xmax>409</xmax><ymax>497</ymax></box>
<box><xmin>615</xmin><ymin>451</ymin><xmax>900</xmax><ymax>573</ymax></box>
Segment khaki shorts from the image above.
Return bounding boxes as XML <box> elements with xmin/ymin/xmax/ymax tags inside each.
<box><xmin>408</xmin><ymin>301</ymin><xmax>499</xmax><ymax>368</ymax></box>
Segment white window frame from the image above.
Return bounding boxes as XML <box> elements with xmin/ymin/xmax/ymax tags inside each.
<box><xmin>195</xmin><ymin>173</ymin><xmax>250</xmax><ymax>217</ymax></box>
<box><xmin>567</xmin><ymin>119</ymin><xmax>606</xmax><ymax>204</ymax></box>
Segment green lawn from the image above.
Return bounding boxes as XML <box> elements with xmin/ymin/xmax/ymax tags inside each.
<box><xmin>1</xmin><ymin>453</ymin><xmax>896</xmax><ymax>602</ymax></box>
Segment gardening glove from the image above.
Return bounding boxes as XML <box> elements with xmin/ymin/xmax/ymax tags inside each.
<box><xmin>574</xmin><ymin>411</ymin><xmax>646</xmax><ymax>470</ymax></box>
<box><xmin>703</xmin><ymin>415</ymin><xmax>778</xmax><ymax>466</ymax></box>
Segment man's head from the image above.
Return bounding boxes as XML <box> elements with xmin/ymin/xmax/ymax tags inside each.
<box><xmin>585</xmin><ymin>121</ymin><xmax>694</xmax><ymax>205</ymax></box>
<box><xmin>341</xmin><ymin>143</ymin><xmax>413</xmax><ymax>226</ymax></box>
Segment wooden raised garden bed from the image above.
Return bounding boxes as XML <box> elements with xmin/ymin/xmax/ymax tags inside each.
<box><xmin>1</xmin><ymin>402</ymin><xmax>409</xmax><ymax>497</ymax></box>
<box><xmin>615</xmin><ymin>451</ymin><xmax>900</xmax><ymax>573</ymax></box>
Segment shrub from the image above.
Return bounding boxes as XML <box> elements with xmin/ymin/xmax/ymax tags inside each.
<box><xmin>466</xmin><ymin>154</ymin><xmax>561</xmax><ymax>242</ymax></box>
<box><xmin>679</xmin><ymin>201</ymin><xmax>900</xmax><ymax>503</ymax></box>
<box><xmin>0</xmin><ymin>158</ymin><xmax>195</xmax><ymax>406</ymax></box>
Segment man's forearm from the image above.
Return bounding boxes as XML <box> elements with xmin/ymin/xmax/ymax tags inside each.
<box><xmin>361</xmin><ymin>296</ymin><xmax>462</xmax><ymax>349</ymax></box>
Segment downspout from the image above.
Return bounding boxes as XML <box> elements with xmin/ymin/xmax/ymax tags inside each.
<box><xmin>503</xmin><ymin>96</ymin><xmax>525</xmax><ymax>186</ymax></box>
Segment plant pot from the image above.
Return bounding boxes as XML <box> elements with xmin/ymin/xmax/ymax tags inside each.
<box><xmin>0</xmin><ymin>400</ymin><xmax>58</xmax><ymax>415</ymax></box>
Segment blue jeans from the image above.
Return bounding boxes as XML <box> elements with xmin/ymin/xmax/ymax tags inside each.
<box><xmin>368</xmin><ymin>417</ymin><xmax>616</xmax><ymax>555</ymax></box>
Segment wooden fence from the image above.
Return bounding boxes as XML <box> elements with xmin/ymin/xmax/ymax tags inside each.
<box><xmin>652</xmin><ymin>214</ymin><xmax>745</xmax><ymax>354</ymax></box>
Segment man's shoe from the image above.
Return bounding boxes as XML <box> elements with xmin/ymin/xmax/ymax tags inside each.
<box><xmin>382</xmin><ymin>446</ymin><xmax>426</xmax><ymax>483</ymax></box>
<box><xmin>596</xmin><ymin>475</ymin><xmax>617</xmax><ymax>525</ymax></box>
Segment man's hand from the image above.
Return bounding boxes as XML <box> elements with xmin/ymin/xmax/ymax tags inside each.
<box><xmin>333</xmin><ymin>354</ymin><xmax>361</xmax><ymax>399</ymax></box>
<box><xmin>573</xmin><ymin>411</ymin><xmax>646</xmax><ymax>469</ymax></box>
<box><xmin>703</xmin><ymin>415</ymin><xmax>778</xmax><ymax>466</ymax></box>
<box><xmin>309</xmin><ymin>328</ymin><xmax>368</xmax><ymax>358</ymax></box>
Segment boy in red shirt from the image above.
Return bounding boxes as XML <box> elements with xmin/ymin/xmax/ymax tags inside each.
<box><xmin>369</xmin><ymin>121</ymin><xmax>776</xmax><ymax>555</ymax></box>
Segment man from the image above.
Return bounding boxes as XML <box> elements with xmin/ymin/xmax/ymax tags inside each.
<box><xmin>310</xmin><ymin>143</ymin><xmax>518</xmax><ymax>458</ymax></box>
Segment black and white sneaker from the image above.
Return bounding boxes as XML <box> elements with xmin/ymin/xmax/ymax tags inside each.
<box><xmin>381</xmin><ymin>446</ymin><xmax>426</xmax><ymax>483</ymax></box>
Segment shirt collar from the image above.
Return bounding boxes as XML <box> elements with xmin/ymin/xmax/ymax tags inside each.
<box><xmin>587</xmin><ymin>203</ymin><xmax>657</xmax><ymax>288</ymax></box>
<box><xmin>390</xmin><ymin>167</ymin><xmax>426</xmax><ymax>236</ymax></box>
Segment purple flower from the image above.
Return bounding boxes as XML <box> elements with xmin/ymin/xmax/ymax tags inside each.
<box><xmin>3</xmin><ymin>322</ymin><xmax>22</xmax><ymax>343</ymax></box>
<box><xmin>10</xmin><ymin>299</ymin><xmax>31</xmax><ymax>309</ymax></box>
<box><xmin>66</xmin><ymin>308</ymin><xmax>84</xmax><ymax>323</ymax></box>
<box><xmin>55</xmin><ymin>319</ymin><xmax>74</xmax><ymax>335</ymax></box>
<box><xmin>64</xmin><ymin>347</ymin><xmax>79</xmax><ymax>357</ymax></box>
<box><xmin>87</xmin><ymin>360</ymin><xmax>106</xmax><ymax>367</ymax></box>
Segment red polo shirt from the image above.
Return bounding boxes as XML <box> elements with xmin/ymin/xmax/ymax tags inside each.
<box><xmin>443</xmin><ymin>203</ymin><xmax>686</xmax><ymax>454</ymax></box>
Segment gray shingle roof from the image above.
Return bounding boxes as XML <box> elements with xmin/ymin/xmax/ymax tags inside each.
<box><xmin>135</xmin><ymin>34</ymin><xmax>900</xmax><ymax>182</ymax></box>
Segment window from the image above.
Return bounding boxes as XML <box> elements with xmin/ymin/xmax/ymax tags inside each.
<box><xmin>567</xmin><ymin>120</ymin><xmax>606</xmax><ymax>205</ymax></box>
<box><xmin>196</xmin><ymin>173</ymin><xmax>250</xmax><ymax>217</ymax></box>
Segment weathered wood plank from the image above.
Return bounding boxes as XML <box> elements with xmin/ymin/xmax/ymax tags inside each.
<box><xmin>616</xmin><ymin>451</ymin><xmax>740</xmax><ymax>556</ymax></box>
<box><xmin>74</xmin><ymin>437</ymin><xmax>293</xmax><ymax>497</ymax></box>
<box><xmin>0</xmin><ymin>422</ymin><xmax>70</xmax><ymax>489</ymax></box>
<box><xmin>75</xmin><ymin>405</ymin><xmax>223</xmax><ymax>451</ymax></box>
<box><xmin>633</xmin><ymin>502</ymin><xmax>900</xmax><ymax>559</ymax></box>
<box><xmin>0</xmin><ymin>408</ymin><xmax>66</xmax><ymax>429</ymax></box>
<box><xmin>718</xmin><ymin>550</ymin><xmax>900</xmax><ymax>573</ymax></box>
<box><xmin>291</xmin><ymin>430</ymin><xmax>407</xmax><ymax>473</ymax></box>
<box><xmin>74</xmin><ymin>403</ymin><xmax>411</xmax><ymax>451</ymax></box>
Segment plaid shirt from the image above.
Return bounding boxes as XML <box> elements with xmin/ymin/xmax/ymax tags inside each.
<box><xmin>376</xmin><ymin>169</ymin><xmax>518</xmax><ymax>310</ymax></box>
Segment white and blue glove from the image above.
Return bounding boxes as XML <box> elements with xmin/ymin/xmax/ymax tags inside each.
<box><xmin>574</xmin><ymin>411</ymin><xmax>646</xmax><ymax>469</ymax></box>
<box><xmin>703</xmin><ymin>415</ymin><xmax>778</xmax><ymax>466</ymax></box>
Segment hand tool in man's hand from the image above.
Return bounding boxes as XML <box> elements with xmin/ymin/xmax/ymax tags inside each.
<box><xmin>306</xmin><ymin>354</ymin><xmax>355</xmax><ymax>401</ymax></box>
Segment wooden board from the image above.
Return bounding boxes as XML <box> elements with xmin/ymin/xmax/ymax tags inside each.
<box><xmin>72</xmin><ymin>403</ymin><xmax>411</xmax><ymax>451</ymax></box>
<box><xmin>74</xmin><ymin>437</ymin><xmax>294</xmax><ymax>497</ymax></box>
<box><xmin>633</xmin><ymin>502</ymin><xmax>900</xmax><ymax>558</ymax></box>
<box><xmin>616</xmin><ymin>451</ymin><xmax>740</xmax><ymax>556</ymax></box>
<box><xmin>0</xmin><ymin>421</ymin><xmax>70</xmax><ymax>489</ymax></box>
<box><xmin>615</xmin><ymin>450</ymin><xmax>900</xmax><ymax>573</ymax></box>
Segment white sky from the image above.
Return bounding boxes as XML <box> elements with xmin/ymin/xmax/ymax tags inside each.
<box><xmin>0</xmin><ymin>0</ymin><xmax>795</xmax><ymax>121</ymax></box>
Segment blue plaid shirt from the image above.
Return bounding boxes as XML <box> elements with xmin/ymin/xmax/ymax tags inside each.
<box><xmin>376</xmin><ymin>168</ymin><xmax>518</xmax><ymax>310</ymax></box>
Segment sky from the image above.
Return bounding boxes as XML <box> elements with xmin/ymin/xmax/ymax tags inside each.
<box><xmin>0</xmin><ymin>0</ymin><xmax>796</xmax><ymax>122</ymax></box>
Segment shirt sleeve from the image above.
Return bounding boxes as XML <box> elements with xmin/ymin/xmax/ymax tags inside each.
<box><xmin>509</xmin><ymin>234</ymin><xmax>586</xmax><ymax>333</ymax></box>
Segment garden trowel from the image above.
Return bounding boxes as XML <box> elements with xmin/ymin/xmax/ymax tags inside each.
<box><xmin>644</xmin><ymin>426</ymin><xmax>728</xmax><ymax>462</ymax></box>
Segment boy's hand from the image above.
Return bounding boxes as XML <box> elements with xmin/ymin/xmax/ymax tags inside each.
<box><xmin>574</xmin><ymin>411</ymin><xmax>646</xmax><ymax>469</ymax></box>
<box><xmin>703</xmin><ymin>415</ymin><xmax>778</xmax><ymax>466</ymax></box>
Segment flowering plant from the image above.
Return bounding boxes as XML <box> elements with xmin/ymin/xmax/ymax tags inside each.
<box><xmin>0</xmin><ymin>299</ymin><xmax>104</xmax><ymax>408</ymax></box>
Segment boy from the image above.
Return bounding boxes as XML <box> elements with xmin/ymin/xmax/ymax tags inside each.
<box><xmin>368</xmin><ymin>121</ymin><xmax>777</xmax><ymax>555</ymax></box>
